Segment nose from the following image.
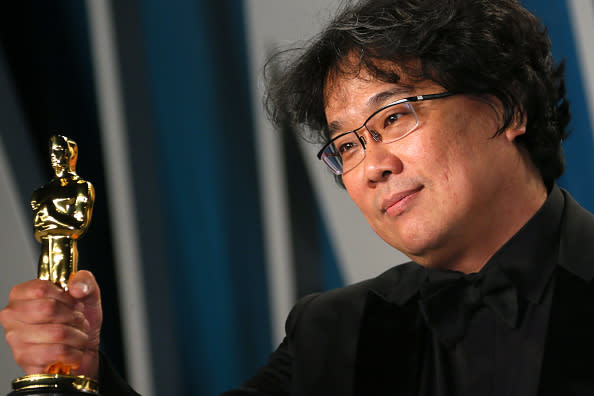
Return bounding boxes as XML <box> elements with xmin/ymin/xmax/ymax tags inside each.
<box><xmin>362</xmin><ymin>137</ymin><xmax>403</xmax><ymax>184</ymax></box>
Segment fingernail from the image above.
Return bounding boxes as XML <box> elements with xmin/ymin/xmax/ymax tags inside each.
<box><xmin>71</xmin><ymin>282</ymin><xmax>89</xmax><ymax>295</ymax></box>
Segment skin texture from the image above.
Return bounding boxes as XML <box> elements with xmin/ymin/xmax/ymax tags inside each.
<box><xmin>0</xmin><ymin>271</ymin><xmax>102</xmax><ymax>379</ymax></box>
<box><xmin>325</xmin><ymin>68</ymin><xmax>547</xmax><ymax>273</ymax></box>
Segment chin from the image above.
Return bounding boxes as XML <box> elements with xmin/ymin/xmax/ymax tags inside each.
<box><xmin>385</xmin><ymin>225</ymin><xmax>444</xmax><ymax>261</ymax></box>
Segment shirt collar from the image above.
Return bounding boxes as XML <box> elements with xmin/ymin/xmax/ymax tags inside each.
<box><xmin>488</xmin><ymin>184</ymin><xmax>563</xmax><ymax>303</ymax></box>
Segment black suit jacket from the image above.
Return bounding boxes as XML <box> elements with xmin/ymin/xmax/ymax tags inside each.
<box><xmin>223</xmin><ymin>189</ymin><xmax>594</xmax><ymax>395</ymax></box>
<box><xmin>100</xmin><ymin>189</ymin><xmax>594</xmax><ymax>395</ymax></box>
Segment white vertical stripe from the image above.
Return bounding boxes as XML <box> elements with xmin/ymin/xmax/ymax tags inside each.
<box><xmin>244</xmin><ymin>14</ymin><xmax>296</xmax><ymax>344</ymax></box>
<box><xmin>568</xmin><ymin>0</ymin><xmax>594</xmax><ymax>138</ymax></box>
<box><xmin>251</xmin><ymin>103</ymin><xmax>296</xmax><ymax>344</ymax></box>
<box><xmin>84</xmin><ymin>1</ymin><xmax>153</xmax><ymax>394</ymax></box>
<box><xmin>0</xmin><ymin>136</ymin><xmax>36</xmax><ymax>285</ymax></box>
<box><xmin>244</xmin><ymin>57</ymin><xmax>296</xmax><ymax>343</ymax></box>
<box><xmin>0</xmin><ymin>136</ymin><xmax>37</xmax><ymax>391</ymax></box>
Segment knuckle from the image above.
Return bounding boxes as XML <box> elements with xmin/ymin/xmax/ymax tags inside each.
<box><xmin>5</xmin><ymin>330</ymin><xmax>20</xmax><ymax>347</ymax></box>
<box><xmin>7</xmin><ymin>286</ymin><xmax>20</xmax><ymax>301</ymax></box>
<box><xmin>29</xmin><ymin>281</ymin><xmax>51</xmax><ymax>299</ymax></box>
<box><xmin>38</xmin><ymin>298</ymin><xmax>59</xmax><ymax>317</ymax></box>
<box><xmin>72</xmin><ymin>311</ymin><xmax>87</xmax><ymax>329</ymax></box>
<box><xmin>0</xmin><ymin>307</ymin><xmax>9</xmax><ymax>324</ymax></box>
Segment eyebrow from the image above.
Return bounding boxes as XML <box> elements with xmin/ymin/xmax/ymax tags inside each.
<box><xmin>327</xmin><ymin>86</ymin><xmax>414</xmax><ymax>137</ymax></box>
<box><xmin>327</xmin><ymin>120</ymin><xmax>344</xmax><ymax>136</ymax></box>
<box><xmin>366</xmin><ymin>87</ymin><xmax>413</xmax><ymax>109</ymax></box>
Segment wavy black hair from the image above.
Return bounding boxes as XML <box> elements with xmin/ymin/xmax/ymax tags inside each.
<box><xmin>265</xmin><ymin>0</ymin><xmax>570</xmax><ymax>189</ymax></box>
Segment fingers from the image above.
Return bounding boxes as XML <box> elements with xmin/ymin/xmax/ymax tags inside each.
<box><xmin>8</xmin><ymin>279</ymin><xmax>77</xmax><ymax>308</ymax></box>
<box><xmin>7</xmin><ymin>322</ymin><xmax>90</xmax><ymax>349</ymax></box>
<box><xmin>0</xmin><ymin>279</ymin><xmax>86</xmax><ymax>332</ymax></box>
<box><xmin>0</xmin><ymin>274</ymin><xmax>103</xmax><ymax>379</ymax></box>
<box><xmin>0</xmin><ymin>298</ymin><xmax>88</xmax><ymax>328</ymax></box>
<box><xmin>10</xmin><ymin>342</ymin><xmax>86</xmax><ymax>375</ymax></box>
<box><xmin>6</xmin><ymin>317</ymin><xmax>91</xmax><ymax>375</ymax></box>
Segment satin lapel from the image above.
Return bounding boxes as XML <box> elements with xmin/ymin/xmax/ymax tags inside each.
<box><xmin>354</xmin><ymin>290</ymin><xmax>425</xmax><ymax>396</ymax></box>
<box><xmin>539</xmin><ymin>267</ymin><xmax>594</xmax><ymax>395</ymax></box>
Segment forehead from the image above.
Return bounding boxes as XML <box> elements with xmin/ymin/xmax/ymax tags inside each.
<box><xmin>325</xmin><ymin>72</ymin><xmax>414</xmax><ymax>106</ymax></box>
<box><xmin>324</xmin><ymin>68</ymin><xmax>443</xmax><ymax>136</ymax></box>
<box><xmin>323</xmin><ymin>53</ymin><xmax>425</xmax><ymax>97</ymax></box>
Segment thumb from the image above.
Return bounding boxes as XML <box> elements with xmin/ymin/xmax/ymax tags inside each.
<box><xmin>68</xmin><ymin>270</ymin><xmax>103</xmax><ymax>333</ymax></box>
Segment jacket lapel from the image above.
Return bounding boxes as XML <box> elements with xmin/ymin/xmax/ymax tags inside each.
<box><xmin>354</xmin><ymin>288</ymin><xmax>426</xmax><ymax>395</ymax></box>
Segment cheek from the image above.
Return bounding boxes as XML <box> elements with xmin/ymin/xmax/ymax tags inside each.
<box><xmin>343</xmin><ymin>174</ymin><xmax>366</xmax><ymax>208</ymax></box>
<box><xmin>418</xmin><ymin>120</ymin><xmax>484</xmax><ymax>177</ymax></box>
<box><xmin>402</xmin><ymin>130</ymin><xmax>457</xmax><ymax>184</ymax></box>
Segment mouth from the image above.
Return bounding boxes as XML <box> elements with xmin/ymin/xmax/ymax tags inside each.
<box><xmin>382</xmin><ymin>186</ymin><xmax>423</xmax><ymax>216</ymax></box>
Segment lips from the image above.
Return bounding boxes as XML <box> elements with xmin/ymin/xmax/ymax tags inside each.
<box><xmin>381</xmin><ymin>186</ymin><xmax>423</xmax><ymax>216</ymax></box>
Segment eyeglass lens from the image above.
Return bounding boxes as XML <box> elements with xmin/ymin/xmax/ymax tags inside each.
<box><xmin>321</xmin><ymin>101</ymin><xmax>419</xmax><ymax>174</ymax></box>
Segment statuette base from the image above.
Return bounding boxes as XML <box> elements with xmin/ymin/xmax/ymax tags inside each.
<box><xmin>8</xmin><ymin>374</ymin><xmax>99</xmax><ymax>395</ymax></box>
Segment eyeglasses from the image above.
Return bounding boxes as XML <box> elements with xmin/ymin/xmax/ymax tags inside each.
<box><xmin>317</xmin><ymin>92</ymin><xmax>455</xmax><ymax>175</ymax></box>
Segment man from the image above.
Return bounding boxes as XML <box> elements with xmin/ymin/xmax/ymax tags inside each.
<box><xmin>1</xmin><ymin>0</ymin><xmax>593</xmax><ymax>395</ymax></box>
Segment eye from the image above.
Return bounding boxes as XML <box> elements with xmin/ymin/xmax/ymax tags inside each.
<box><xmin>338</xmin><ymin>141</ymin><xmax>358</xmax><ymax>154</ymax></box>
<box><xmin>383</xmin><ymin>110</ymin><xmax>404</xmax><ymax>128</ymax></box>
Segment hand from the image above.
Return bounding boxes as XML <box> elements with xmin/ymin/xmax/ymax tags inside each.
<box><xmin>0</xmin><ymin>270</ymin><xmax>103</xmax><ymax>379</ymax></box>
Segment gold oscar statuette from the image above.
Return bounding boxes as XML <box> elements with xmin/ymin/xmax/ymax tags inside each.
<box><xmin>9</xmin><ymin>135</ymin><xmax>99</xmax><ymax>395</ymax></box>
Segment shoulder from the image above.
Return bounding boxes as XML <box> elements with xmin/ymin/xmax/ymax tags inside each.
<box><xmin>558</xmin><ymin>189</ymin><xmax>594</xmax><ymax>281</ymax></box>
<box><xmin>561</xmin><ymin>188</ymin><xmax>594</xmax><ymax>226</ymax></box>
<box><xmin>284</xmin><ymin>280</ymin><xmax>372</xmax><ymax>337</ymax></box>
<box><xmin>285</xmin><ymin>262</ymin><xmax>420</xmax><ymax>336</ymax></box>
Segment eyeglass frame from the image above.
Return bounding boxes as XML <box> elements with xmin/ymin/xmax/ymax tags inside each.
<box><xmin>317</xmin><ymin>92</ymin><xmax>456</xmax><ymax>175</ymax></box>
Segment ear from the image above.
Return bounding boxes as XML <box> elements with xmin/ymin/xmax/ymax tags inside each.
<box><xmin>504</xmin><ymin>113</ymin><xmax>527</xmax><ymax>142</ymax></box>
<box><xmin>504</xmin><ymin>124</ymin><xmax>526</xmax><ymax>142</ymax></box>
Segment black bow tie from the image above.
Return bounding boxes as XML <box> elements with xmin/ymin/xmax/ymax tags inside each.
<box><xmin>417</xmin><ymin>267</ymin><xmax>519</xmax><ymax>347</ymax></box>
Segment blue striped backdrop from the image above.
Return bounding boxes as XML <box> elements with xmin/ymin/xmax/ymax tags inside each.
<box><xmin>134</xmin><ymin>1</ymin><xmax>594</xmax><ymax>394</ymax></box>
<box><xmin>0</xmin><ymin>1</ymin><xmax>591</xmax><ymax>395</ymax></box>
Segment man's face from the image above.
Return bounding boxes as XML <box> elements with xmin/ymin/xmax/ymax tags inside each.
<box><xmin>324</xmin><ymin>69</ymin><xmax>533</xmax><ymax>270</ymax></box>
